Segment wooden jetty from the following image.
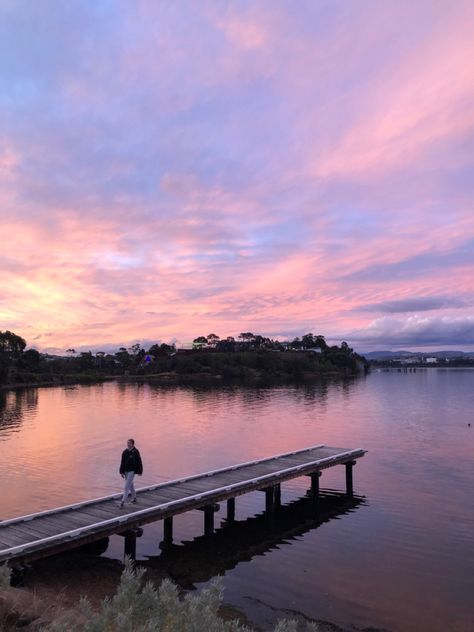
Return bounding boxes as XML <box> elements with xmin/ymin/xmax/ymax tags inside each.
<box><xmin>0</xmin><ymin>444</ymin><xmax>366</xmax><ymax>568</ymax></box>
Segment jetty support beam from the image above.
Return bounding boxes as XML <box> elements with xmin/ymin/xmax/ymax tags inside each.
<box><xmin>274</xmin><ymin>483</ymin><xmax>281</xmax><ymax>509</ymax></box>
<box><xmin>345</xmin><ymin>461</ymin><xmax>356</xmax><ymax>497</ymax></box>
<box><xmin>164</xmin><ymin>516</ymin><xmax>173</xmax><ymax>546</ymax></box>
<box><xmin>204</xmin><ymin>505</ymin><xmax>215</xmax><ymax>536</ymax></box>
<box><xmin>226</xmin><ymin>497</ymin><xmax>235</xmax><ymax>522</ymax></box>
<box><xmin>124</xmin><ymin>531</ymin><xmax>136</xmax><ymax>562</ymax></box>
<box><xmin>264</xmin><ymin>486</ymin><xmax>275</xmax><ymax>514</ymax></box>
<box><xmin>309</xmin><ymin>471</ymin><xmax>321</xmax><ymax>510</ymax></box>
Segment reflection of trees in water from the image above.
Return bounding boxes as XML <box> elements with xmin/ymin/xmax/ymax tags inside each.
<box><xmin>144</xmin><ymin>379</ymin><xmax>362</xmax><ymax>412</ymax></box>
<box><xmin>107</xmin><ymin>379</ymin><xmax>366</xmax><ymax>438</ymax></box>
<box><xmin>144</xmin><ymin>490</ymin><xmax>365</xmax><ymax>588</ymax></box>
<box><xmin>0</xmin><ymin>388</ymin><xmax>38</xmax><ymax>436</ymax></box>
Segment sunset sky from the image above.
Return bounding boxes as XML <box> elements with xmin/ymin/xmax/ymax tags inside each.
<box><xmin>1</xmin><ymin>0</ymin><xmax>473</xmax><ymax>353</ymax></box>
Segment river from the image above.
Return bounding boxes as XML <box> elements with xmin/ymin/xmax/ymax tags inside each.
<box><xmin>1</xmin><ymin>369</ymin><xmax>473</xmax><ymax>631</ymax></box>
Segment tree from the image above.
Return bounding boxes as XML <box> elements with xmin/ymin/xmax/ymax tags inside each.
<box><xmin>314</xmin><ymin>335</ymin><xmax>327</xmax><ymax>350</ymax></box>
<box><xmin>146</xmin><ymin>344</ymin><xmax>161</xmax><ymax>356</ymax></box>
<box><xmin>289</xmin><ymin>337</ymin><xmax>301</xmax><ymax>349</ymax></box>
<box><xmin>115</xmin><ymin>347</ymin><xmax>132</xmax><ymax>369</ymax></box>
<box><xmin>0</xmin><ymin>330</ymin><xmax>27</xmax><ymax>385</ymax></box>
<box><xmin>238</xmin><ymin>332</ymin><xmax>255</xmax><ymax>342</ymax></box>
<box><xmin>147</xmin><ymin>343</ymin><xmax>175</xmax><ymax>357</ymax></box>
<box><xmin>128</xmin><ymin>343</ymin><xmax>142</xmax><ymax>357</ymax></box>
<box><xmin>216</xmin><ymin>338</ymin><xmax>236</xmax><ymax>352</ymax></box>
<box><xmin>79</xmin><ymin>351</ymin><xmax>94</xmax><ymax>370</ymax></box>
<box><xmin>253</xmin><ymin>334</ymin><xmax>272</xmax><ymax>349</ymax></box>
<box><xmin>160</xmin><ymin>342</ymin><xmax>175</xmax><ymax>354</ymax></box>
<box><xmin>301</xmin><ymin>333</ymin><xmax>315</xmax><ymax>349</ymax></box>
<box><xmin>21</xmin><ymin>348</ymin><xmax>41</xmax><ymax>369</ymax></box>
<box><xmin>0</xmin><ymin>330</ymin><xmax>26</xmax><ymax>355</ymax></box>
<box><xmin>206</xmin><ymin>333</ymin><xmax>220</xmax><ymax>346</ymax></box>
<box><xmin>192</xmin><ymin>336</ymin><xmax>208</xmax><ymax>348</ymax></box>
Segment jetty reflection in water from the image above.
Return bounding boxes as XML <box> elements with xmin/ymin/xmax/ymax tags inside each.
<box><xmin>142</xmin><ymin>489</ymin><xmax>365</xmax><ymax>587</ymax></box>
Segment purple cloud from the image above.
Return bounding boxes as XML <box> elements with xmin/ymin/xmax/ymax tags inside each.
<box><xmin>359</xmin><ymin>296</ymin><xmax>469</xmax><ymax>313</ymax></box>
<box><xmin>345</xmin><ymin>316</ymin><xmax>474</xmax><ymax>349</ymax></box>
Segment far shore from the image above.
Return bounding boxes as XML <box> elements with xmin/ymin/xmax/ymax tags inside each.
<box><xmin>1</xmin><ymin>369</ymin><xmax>361</xmax><ymax>392</ymax></box>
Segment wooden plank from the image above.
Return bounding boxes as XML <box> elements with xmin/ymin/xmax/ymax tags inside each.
<box><xmin>241</xmin><ymin>461</ymin><xmax>293</xmax><ymax>474</ymax></box>
<box><xmin>145</xmin><ymin>484</ymin><xmax>184</xmax><ymax>496</ymax></box>
<box><xmin>0</xmin><ymin>523</ymin><xmax>50</xmax><ymax>541</ymax></box>
<box><xmin>44</xmin><ymin>511</ymin><xmax>99</xmax><ymax>528</ymax></box>
<box><xmin>0</xmin><ymin>538</ymin><xmax>17</xmax><ymax>550</ymax></box>
<box><xmin>32</xmin><ymin>515</ymin><xmax>92</xmax><ymax>533</ymax></box>
<box><xmin>81</xmin><ymin>506</ymin><xmax>121</xmax><ymax>520</ymax></box>
<box><xmin>129</xmin><ymin>496</ymin><xmax>163</xmax><ymax>508</ymax></box>
<box><xmin>4</xmin><ymin>530</ymin><xmax>43</xmax><ymax>546</ymax></box>
<box><xmin>70</xmin><ymin>508</ymin><xmax>117</xmax><ymax>523</ymax></box>
<box><xmin>90</xmin><ymin>503</ymin><xmax>123</xmax><ymax>516</ymax></box>
<box><xmin>64</xmin><ymin>507</ymin><xmax>123</xmax><ymax>525</ymax></box>
<box><xmin>3</xmin><ymin>522</ymin><xmax>55</xmax><ymax>540</ymax></box>
<box><xmin>274</xmin><ymin>456</ymin><xmax>311</xmax><ymax>466</ymax></box>
<box><xmin>0</xmin><ymin>529</ymin><xmax>34</xmax><ymax>547</ymax></box>
<box><xmin>205</xmin><ymin>468</ymin><xmax>263</xmax><ymax>484</ymax></box>
<box><xmin>33</xmin><ymin>511</ymin><xmax>92</xmax><ymax>527</ymax></box>
<box><xmin>312</xmin><ymin>448</ymin><xmax>343</xmax><ymax>458</ymax></box>
<box><xmin>171</xmin><ymin>482</ymin><xmax>218</xmax><ymax>496</ymax></box>
<box><xmin>0</xmin><ymin>532</ymin><xmax>33</xmax><ymax>549</ymax></box>
<box><xmin>166</xmin><ymin>482</ymin><xmax>209</xmax><ymax>496</ymax></box>
<box><xmin>231</xmin><ymin>464</ymin><xmax>287</xmax><ymax>479</ymax></box>
<box><xmin>120</xmin><ymin>498</ymin><xmax>159</xmax><ymax>510</ymax></box>
<box><xmin>139</xmin><ymin>492</ymin><xmax>179</xmax><ymax>505</ymax></box>
<box><xmin>146</xmin><ymin>489</ymin><xmax>189</xmax><ymax>503</ymax></box>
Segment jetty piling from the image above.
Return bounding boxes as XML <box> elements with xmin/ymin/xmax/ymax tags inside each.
<box><xmin>345</xmin><ymin>460</ymin><xmax>356</xmax><ymax>497</ymax></box>
<box><xmin>226</xmin><ymin>498</ymin><xmax>235</xmax><ymax>522</ymax></box>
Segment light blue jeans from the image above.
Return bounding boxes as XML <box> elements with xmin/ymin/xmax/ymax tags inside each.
<box><xmin>122</xmin><ymin>471</ymin><xmax>136</xmax><ymax>503</ymax></box>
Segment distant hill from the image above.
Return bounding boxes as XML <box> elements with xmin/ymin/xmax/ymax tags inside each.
<box><xmin>364</xmin><ymin>350</ymin><xmax>473</xmax><ymax>361</ymax></box>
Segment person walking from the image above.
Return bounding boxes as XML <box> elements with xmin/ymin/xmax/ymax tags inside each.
<box><xmin>119</xmin><ymin>438</ymin><xmax>143</xmax><ymax>508</ymax></box>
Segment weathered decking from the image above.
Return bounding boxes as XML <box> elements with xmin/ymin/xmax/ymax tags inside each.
<box><xmin>0</xmin><ymin>444</ymin><xmax>366</xmax><ymax>566</ymax></box>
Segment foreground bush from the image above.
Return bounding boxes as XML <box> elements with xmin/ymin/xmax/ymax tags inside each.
<box><xmin>45</xmin><ymin>559</ymin><xmax>318</xmax><ymax>632</ymax></box>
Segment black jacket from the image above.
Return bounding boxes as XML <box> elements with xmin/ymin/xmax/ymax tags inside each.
<box><xmin>119</xmin><ymin>447</ymin><xmax>143</xmax><ymax>475</ymax></box>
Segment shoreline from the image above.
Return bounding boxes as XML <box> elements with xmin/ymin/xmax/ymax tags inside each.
<box><xmin>1</xmin><ymin>370</ymin><xmax>362</xmax><ymax>392</ymax></box>
<box><xmin>0</xmin><ymin>553</ymin><xmax>381</xmax><ymax>631</ymax></box>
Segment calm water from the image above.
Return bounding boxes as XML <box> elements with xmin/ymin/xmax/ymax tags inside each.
<box><xmin>1</xmin><ymin>370</ymin><xmax>473</xmax><ymax>631</ymax></box>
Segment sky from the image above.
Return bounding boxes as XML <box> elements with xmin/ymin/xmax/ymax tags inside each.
<box><xmin>0</xmin><ymin>0</ymin><xmax>473</xmax><ymax>353</ymax></box>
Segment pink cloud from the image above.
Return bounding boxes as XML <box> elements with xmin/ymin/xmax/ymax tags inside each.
<box><xmin>0</xmin><ymin>1</ymin><xmax>473</xmax><ymax>351</ymax></box>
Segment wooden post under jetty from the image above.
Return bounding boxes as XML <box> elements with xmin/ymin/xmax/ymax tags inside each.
<box><xmin>226</xmin><ymin>498</ymin><xmax>236</xmax><ymax>522</ymax></box>
<box><xmin>345</xmin><ymin>460</ymin><xmax>356</xmax><ymax>497</ymax></box>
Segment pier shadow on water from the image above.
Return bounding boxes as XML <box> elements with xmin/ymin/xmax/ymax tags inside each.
<box><xmin>142</xmin><ymin>490</ymin><xmax>366</xmax><ymax>588</ymax></box>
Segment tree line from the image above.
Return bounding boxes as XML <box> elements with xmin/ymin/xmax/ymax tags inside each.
<box><xmin>191</xmin><ymin>331</ymin><xmax>330</xmax><ymax>351</ymax></box>
<box><xmin>0</xmin><ymin>329</ymin><xmax>367</xmax><ymax>387</ymax></box>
